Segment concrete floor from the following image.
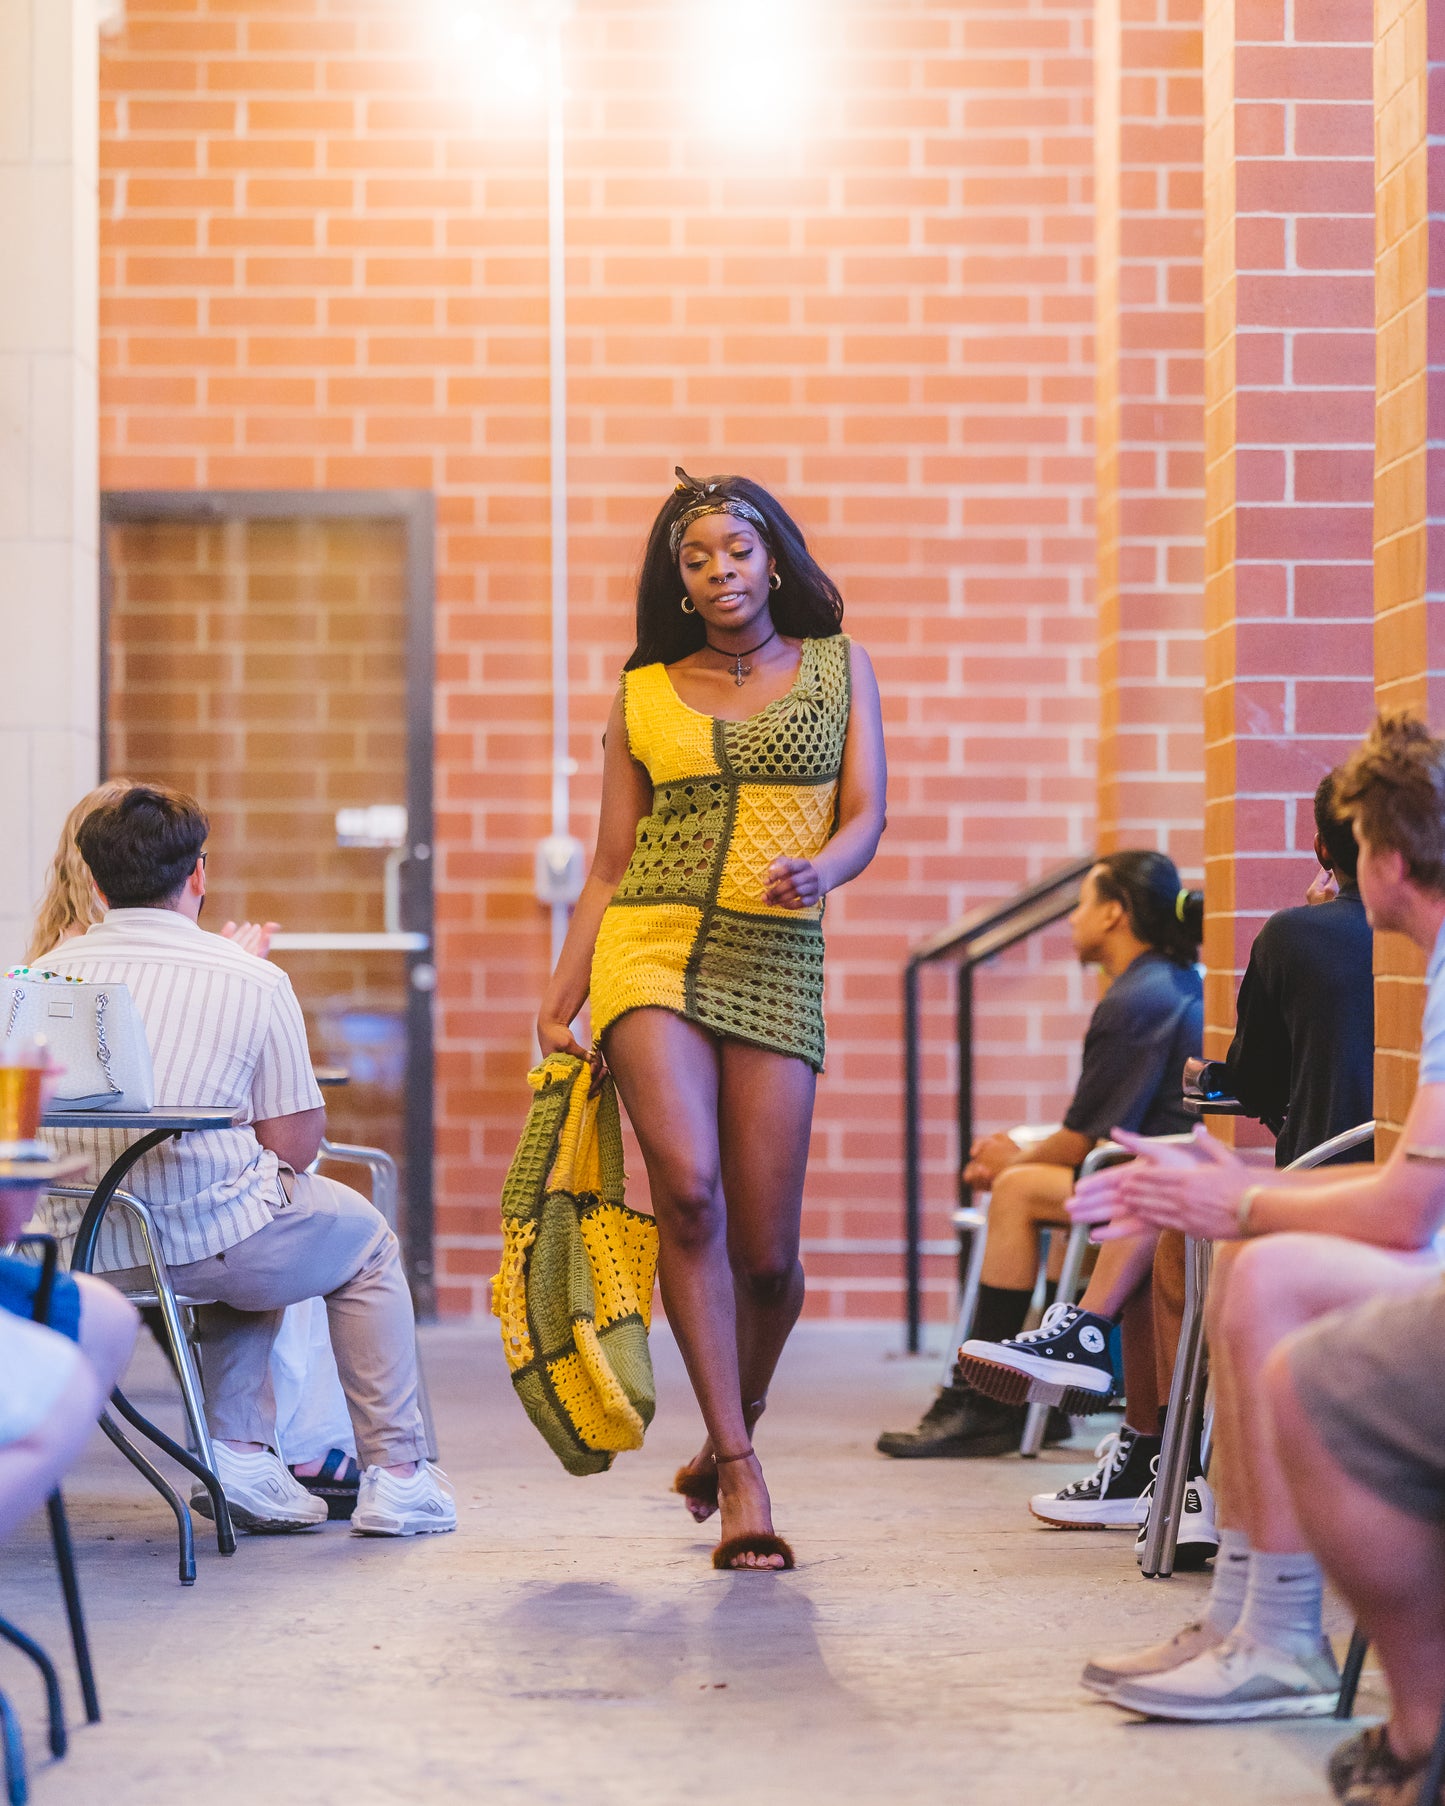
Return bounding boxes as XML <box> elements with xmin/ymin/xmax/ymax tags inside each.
<box><xmin>0</xmin><ymin>1321</ymin><xmax>1374</xmax><ymax>1806</ymax></box>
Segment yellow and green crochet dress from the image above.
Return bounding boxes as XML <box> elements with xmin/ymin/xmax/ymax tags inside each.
<box><xmin>590</xmin><ymin>633</ymin><xmax>852</xmax><ymax>1072</ymax></box>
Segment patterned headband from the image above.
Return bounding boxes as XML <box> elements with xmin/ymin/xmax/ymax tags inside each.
<box><xmin>667</xmin><ymin>466</ymin><xmax>772</xmax><ymax>558</ymax></box>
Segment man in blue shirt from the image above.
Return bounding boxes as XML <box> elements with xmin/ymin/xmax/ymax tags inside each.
<box><xmin>878</xmin><ymin>851</ymin><xmax>1201</xmax><ymax>1482</ymax></box>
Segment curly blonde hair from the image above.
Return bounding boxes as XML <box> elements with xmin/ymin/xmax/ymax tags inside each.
<box><xmin>26</xmin><ymin>778</ymin><xmax>136</xmax><ymax>964</ymax></box>
<box><xmin>1336</xmin><ymin>711</ymin><xmax>1445</xmax><ymax>894</ymax></box>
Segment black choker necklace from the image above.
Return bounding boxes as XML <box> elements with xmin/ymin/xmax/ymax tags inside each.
<box><xmin>706</xmin><ymin>626</ymin><xmax>777</xmax><ymax>687</ymax></box>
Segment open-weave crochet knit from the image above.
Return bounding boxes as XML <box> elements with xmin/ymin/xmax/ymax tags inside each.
<box><xmin>590</xmin><ymin>634</ymin><xmax>851</xmax><ymax>1071</ymax></box>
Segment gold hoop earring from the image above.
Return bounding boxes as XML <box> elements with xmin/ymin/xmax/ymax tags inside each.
<box><xmin>769</xmin><ymin>573</ymin><xmax>782</xmax><ymax>591</ymax></box>
<box><xmin>680</xmin><ymin>595</ymin><xmax>696</xmax><ymax>614</ymax></box>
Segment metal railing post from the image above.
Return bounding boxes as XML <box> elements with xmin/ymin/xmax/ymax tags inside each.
<box><xmin>903</xmin><ymin>960</ymin><xmax>922</xmax><ymax>1353</ymax></box>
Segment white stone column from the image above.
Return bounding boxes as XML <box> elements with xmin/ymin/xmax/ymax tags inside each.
<box><xmin>0</xmin><ymin>0</ymin><xmax>100</xmax><ymax>956</ymax></box>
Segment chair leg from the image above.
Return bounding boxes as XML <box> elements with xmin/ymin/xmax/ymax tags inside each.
<box><xmin>942</xmin><ymin>1214</ymin><xmax>990</xmax><ymax>1384</ymax></box>
<box><xmin>107</xmin><ymin>1390</ymin><xmax>235</xmax><ymax>1558</ymax></box>
<box><xmin>1141</xmin><ymin>1237</ymin><xmax>1211</xmax><ymax>1579</ymax></box>
<box><xmin>0</xmin><ymin>1689</ymin><xmax>26</xmax><ymax>1806</ymax></box>
<box><xmin>98</xmin><ymin>1409</ymin><xmax>196</xmax><ymax>1585</ymax></box>
<box><xmin>44</xmin><ymin>1494</ymin><xmax>98</xmax><ymax>1725</ymax></box>
<box><xmin>1415</xmin><ymin>1699</ymin><xmax>1445</xmax><ymax>1805</ymax></box>
<box><xmin>1336</xmin><ymin>1625</ymin><xmax>1370</xmax><ymax>1719</ymax></box>
<box><xmin>0</xmin><ymin>1618</ymin><xmax>65</xmax><ymax>1761</ymax></box>
<box><xmin>415</xmin><ymin>1337</ymin><xmax>439</xmax><ymax>1464</ymax></box>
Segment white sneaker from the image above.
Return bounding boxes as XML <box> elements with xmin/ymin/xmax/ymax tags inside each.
<box><xmin>1108</xmin><ymin>1629</ymin><xmax>1341</xmax><ymax>1721</ymax></box>
<box><xmin>192</xmin><ymin>1443</ymin><xmax>328</xmax><ymax>1533</ymax></box>
<box><xmin>1134</xmin><ymin>1472</ymin><xmax>1219</xmax><ymax>1570</ymax></box>
<box><xmin>351</xmin><ymin>1461</ymin><xmax>457</xmax><ymax>1537</ymax></box>
<box><xmin>1081</xmin><ymin>1620</ymin><xmax>1225</xmax><ymax>1698</ymax></box>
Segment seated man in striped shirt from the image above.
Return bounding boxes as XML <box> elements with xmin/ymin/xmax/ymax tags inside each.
<box><xmin>42</xmin><ymin>784</ymin><xmax>454</xmax><ymax>1539</ymax></box>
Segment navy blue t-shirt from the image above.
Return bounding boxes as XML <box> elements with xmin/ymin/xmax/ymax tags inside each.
<box><xmin>1062</xmin><ymin>952</ymin><xmax>1203</xmax><ymax>1145</ymax></box>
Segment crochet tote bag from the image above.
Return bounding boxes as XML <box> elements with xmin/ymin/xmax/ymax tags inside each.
<box><xmin>491</xmin><ymin>1053</ymin><xmax>659</xmax><ymax>1476</ymax></box>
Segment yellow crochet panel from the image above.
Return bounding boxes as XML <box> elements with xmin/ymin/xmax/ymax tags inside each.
<box><xmin>624</xmin><ymin>664</ymin><xmax>721</xmax><ymax>780</ymax></box>
<box><xmin>716</xmin><ymin>780</ymin><xmax>837</xmax><ymax>919</ymax></box>
<box><xmin>580</xmin><ymin>1202</ymin><xmax>658</xmax><ymax>1333</ymax></box>
<box><xmin>590</xmin><ymin>901</ymin><xmax>696</xmax><ymax>1033</ymax></box>
<box><xmin>491</xmin><ymin>1217</ymin><xmax>537</xmax><ymax>1374</ymax></box>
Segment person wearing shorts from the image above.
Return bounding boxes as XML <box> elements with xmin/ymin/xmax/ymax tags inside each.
<box><xmin>1270</xmin><ymin>1285</ymin><xmax>1445</xmax><ymax>1805</ymax></box>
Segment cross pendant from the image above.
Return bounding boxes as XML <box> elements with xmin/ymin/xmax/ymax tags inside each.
<box><xmin>732</xmin><ymin>657</ymin><xmax>751</xmax><ymax>686</ymax></box>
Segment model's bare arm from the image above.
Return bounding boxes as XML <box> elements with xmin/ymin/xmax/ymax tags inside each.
<box><xmin>537</xmin><ymin>689</ymin><xmax>652</xmax><ymax>1057</ymax></box>
<box><xmin>764</xmin><ymin>641</ymin><xmax>888</xmax><ymax>909</ymax></box>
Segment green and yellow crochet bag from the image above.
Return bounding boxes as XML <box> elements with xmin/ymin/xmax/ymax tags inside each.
<box><xmin>490</xmin><ymin>1052</ymin><xmax>659</xmax><ymax>1476</ymax></box>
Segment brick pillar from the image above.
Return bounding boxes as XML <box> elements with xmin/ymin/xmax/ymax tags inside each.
<box><xmin>1094</xmin><ymin>0</ymin><xmax>1206</xmax><ymax>868</ymax></box>
<box><xmin>1372</xmin><ymin>0</ymin><xmax>1445</xmax><ymax>1145</ymax></box>
<box><xmin>1200</xmin><ymin>0</ymin><xmax>1376</xmax><ymax>1062</ymax></box>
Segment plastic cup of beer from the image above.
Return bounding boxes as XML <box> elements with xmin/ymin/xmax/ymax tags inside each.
<box><xmin>0</xmin><ymin>1036</ymin><xmax>54</xmax><ymax>1157</ymax></box>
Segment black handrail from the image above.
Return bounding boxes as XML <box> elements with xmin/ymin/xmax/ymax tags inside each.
<box><xmin>902</xmin><ymin>854</ymin><xmax>1095</xmax><ymax>1350</ymax></box>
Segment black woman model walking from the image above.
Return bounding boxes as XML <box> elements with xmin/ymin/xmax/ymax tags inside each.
<box><xmin>537</xmin><ymin>469</ymin><xmax>887</xmax><ymax>1570</ymax></box>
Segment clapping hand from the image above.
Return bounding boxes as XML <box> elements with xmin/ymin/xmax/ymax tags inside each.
<box><xmin>221</xmin><ymin>920</ymin><xmax>280</xmax><ymax>958</ymax></box>
<box><xmin>1069</xmin><ymin>1125</ymin><xmax>1249</xmax><ymax>1242</ymax></box>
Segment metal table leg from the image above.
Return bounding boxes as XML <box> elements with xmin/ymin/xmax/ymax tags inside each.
<box><xmin>98</xmin><ymin>1410</ymin><xmax>196</xmax><ymax>1585</ymax></box>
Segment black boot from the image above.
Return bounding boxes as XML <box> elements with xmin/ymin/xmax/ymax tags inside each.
<box><xmin>877</xmin><ymin>1381</ymin><xmax>1072</xmax><ymax>1459</ymax></box>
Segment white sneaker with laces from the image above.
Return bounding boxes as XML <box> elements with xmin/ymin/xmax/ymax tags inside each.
<box><xmin>1030</xmin><ymin>1425</ymin><xmax>1158</xmax><ymax>1529</ymax></box>
<box><xmin>1080</xmin><ymin>1620</ymin><xmax>1224</xmax><ymax>1697</ymax></box>
<box><xmin>1107</xmin><ymin>1629</ymin><xmax>1341</xmax><ymax>1721</ymax></box>
<box><xmin>351</xmin><ymin>1461</ymin><xmax>457</xmax><ymax>1537</ymax></box>
<box><xmin>192</xmin><ymin>1443</ymin><xmax>328</xmax><ymax>1533</ymax></box>
<box><xmin>1134</xmin><ymin>1471</ymin><xmax>1219</xmax><ymax>1570</ymax></box>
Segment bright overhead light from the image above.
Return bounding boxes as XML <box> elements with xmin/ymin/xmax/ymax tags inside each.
<box><xmin>688</xmin><ymin>0</ymin><xmax>815</xmax><ymax>143</ymax></box>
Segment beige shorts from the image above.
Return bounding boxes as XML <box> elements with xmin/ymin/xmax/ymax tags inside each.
<box><xmin>1292</xmin><ymin>1280</ymin><xmax>1445</xmax><ymax>1523</ymax></box>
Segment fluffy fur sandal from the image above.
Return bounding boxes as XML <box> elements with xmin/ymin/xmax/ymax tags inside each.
<box><xmin>712</xmin><ymin>1533</ymin><xmax>796</xmax><ymax>1572</ymax></box>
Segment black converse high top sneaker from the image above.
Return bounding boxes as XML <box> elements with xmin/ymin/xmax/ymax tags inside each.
<box><xmin>1029</xmin><ymin>1425</ymin><xmax>1161</xmax><ymax>1528</ymax></box>
<box><xmin>958</xmin><ymin>1302</ymin><xmax>1117</xmax><ymax>1415</ymax></box>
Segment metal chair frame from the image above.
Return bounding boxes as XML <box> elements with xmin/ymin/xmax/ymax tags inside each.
<box><xmin>0</xmin><ymin>1233</ymin><xmax>104</xmax><ymax>1800</ymax></box>
<box><xmin>48</xmin><ymin>1185</ymin><xmax>236</xmax><ymax>1585</ymax></box>
<box><xmin>311</xmin><ymin>1140</ymin><xmax>438</xmax><ymax>1462</ymax></box>
<box><xmin>1139</xmin><ymin>1119</ymin><xmax>1376</xmax><ymax>1579</ymax></box>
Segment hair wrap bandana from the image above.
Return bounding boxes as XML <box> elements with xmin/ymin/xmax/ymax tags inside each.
<box><xmin>668</xmin><ymin>466</ymin><xmax>772</xmax><ymax>558</ymax></box>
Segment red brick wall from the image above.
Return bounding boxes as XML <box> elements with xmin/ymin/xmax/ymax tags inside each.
<box><xmin>97</xmin><ymin>0</ymin><xmax>1100</xmax><ymax>1320</ymax></box>
<box><xmin>1371</xmin><ymin>0</ymin><xmax>1445</xmax><ymax>1146</ymax></box>
<box><xmin>1093</xmin><ymin>0</ymin><xmax>1206</xmax><ymax>869</ymax></box>
<box><xmin>1200</xmin><ymin>0</ymin><xmax>1376</xmax><ymax>1062</ymax></box>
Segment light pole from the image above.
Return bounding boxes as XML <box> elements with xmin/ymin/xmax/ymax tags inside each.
<box><xmin>529</xmin><ymin>0</ymin><xmax>586</xmax><ymax>966</ymax></box>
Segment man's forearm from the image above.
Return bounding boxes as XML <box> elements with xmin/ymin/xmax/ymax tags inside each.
<box><xmin>1247</xmin><ymin>1167</ymin><xmax>1437</xmax><ymax>1249</ymax></box>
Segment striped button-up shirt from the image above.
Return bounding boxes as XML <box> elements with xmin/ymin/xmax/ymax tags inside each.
<box><xmin>39</xmin><ymin>910</ymin><xmax>324</xmax><ymax>1270</ymax></box>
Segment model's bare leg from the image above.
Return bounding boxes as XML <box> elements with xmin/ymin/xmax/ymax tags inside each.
<box><xmin>719</xmin><ymin>1041</ymin><xmax>813</xmax><ymax>1394</ymax></box>
<box><xmin>1269</xmin><ymin>1346</ymin><xmax>1445</xmax><ymax>1762</ymax></box>
<box><xmin>671</xmin><ymin>1044</ymin><xmax>813</xmax><ymax>1523</ymax></box>
<box><xmin>604</xmin><ymin>1009</ymin><xmax>783</xmax><ymax>1567</ymax></box>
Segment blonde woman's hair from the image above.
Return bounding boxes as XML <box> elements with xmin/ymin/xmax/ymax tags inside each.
<box><xmin>26</xmin><ymin>778</ymin><xmax>136</xmax><ymax>964</ymax></box>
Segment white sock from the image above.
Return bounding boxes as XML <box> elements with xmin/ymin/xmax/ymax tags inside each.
<box><xmin>1204</xmin><ymin>1525</ymin><xmax>1251</xmax><ymax>1637</ymax></box>
<box><xmin>1233</xmin><ymin>1548</ymin><xmax>1325</xmax><ymax>1655</ymax></box>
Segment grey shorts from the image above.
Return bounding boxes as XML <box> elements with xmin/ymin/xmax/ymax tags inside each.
<box><xmin>1291</xmin><ymin>1281</ymin><xmax>1445</xmax><ymax>1524</ymax></box>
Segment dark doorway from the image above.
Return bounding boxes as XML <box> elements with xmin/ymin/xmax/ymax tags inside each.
<box><xmin>99</xmin><ymin>490</ymin><xmax>436</xmax><ymax>1313</ymax></box>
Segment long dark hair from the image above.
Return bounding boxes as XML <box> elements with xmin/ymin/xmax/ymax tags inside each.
<box><xmin>625</xmin><ymin>473</ymin><xmax>844</xmax><ymax>670</ymax></box>
<box><xmin>1093</xmin><ymin>850</ymin><xmax>1203</xmax><ymax>967</ymax></box>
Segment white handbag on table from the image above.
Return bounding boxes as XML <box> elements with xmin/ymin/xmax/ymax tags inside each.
<box><xmin>2</xmin><ymin>968</ymin><xmax>155</xmax><ymax>1111</ymax></box>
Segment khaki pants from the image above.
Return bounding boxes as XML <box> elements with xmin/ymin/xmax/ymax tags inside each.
<box><xmin>111</xmin><ymin>1171</ymin><xmax>426</xmax><ymax>1469</ymax></box>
